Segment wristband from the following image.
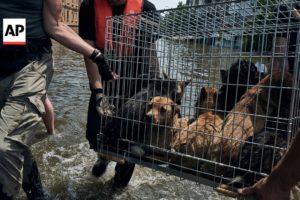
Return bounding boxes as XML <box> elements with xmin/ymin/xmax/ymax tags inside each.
<box><xmin>92</xmin><ymin>88</ymin><xmax>103</xmax><ymax>94</ymax></box>
<box><xmin>90</xmin><ymin>49</ymin><xmax>101</xmax><ymax>61</ymax></box>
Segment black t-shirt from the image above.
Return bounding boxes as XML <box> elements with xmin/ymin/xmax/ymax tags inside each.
<box><xmin>79</xmin><ymin>0</ymin><xmax>157</xmax><ymax>42</ymax></box>
<box><xmin>79</xmin><ymin>0</ymin><xmax>160</xmax><ymax>94</ymax></box>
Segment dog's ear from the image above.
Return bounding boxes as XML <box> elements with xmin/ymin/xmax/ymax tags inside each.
<box><xmin>199</xmin><ymin>87</ymin><xmax>207</xmax><ymax>101</ymax></box>
<box><xmin>163</xmin><ymin>70</ymin><xmax>170</xmax><ymax>80</ymax></box>
<box><xmin>176</xmin><ymin>79</ymin><xmax>190</xmax><ymax>94</ymax></box>
<box><xmin>213</xmin><ymin>90</ymin><xmax>217</xmax><ymax>101</ymax></box>
<box><xmin>179</xmin><ymin>78</ymin><xmax>192</xmax><ymax>90</ymax></box>
<box><xmin>148</xmin><ymin>97</ymin><xmax>153</xmax><ymax>104</ymax></box>
<box><xmin>184</xmin><ymin>78</ymin><xmax>191</xmax><ymax>88</ymax></box>
<box><xmin>220</xmin><ymin>70</ymin><xmax>227</xmax><ymax>83</ymax></box>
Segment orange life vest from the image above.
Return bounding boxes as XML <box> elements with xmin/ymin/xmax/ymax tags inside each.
<box><xmin>94</xmin><ymin>0</ymin><xmax>143</xmax><ymax>55</ymax></box>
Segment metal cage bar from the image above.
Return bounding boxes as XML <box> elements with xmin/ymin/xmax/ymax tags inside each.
<box><xmin>98</xmin><ymin>0</ymin><xmax>300</xmax><ymax>195</ymax></box>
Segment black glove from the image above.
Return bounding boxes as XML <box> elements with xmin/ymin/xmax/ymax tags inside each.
<box><xmin>89</xmin><ymin>49</ymin><xmax>114</xmax><ymax>81</ymax></box>
<box><xmin>92</xmin><ymin>89</ymin><xmax>115</xmax><ymax>116</ymax></box>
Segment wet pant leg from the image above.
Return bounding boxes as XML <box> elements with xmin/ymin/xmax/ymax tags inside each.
<box><xmin>0</xmin><ymin>53</ymin><xmax>53</xmax><ymax>198</ymax></box>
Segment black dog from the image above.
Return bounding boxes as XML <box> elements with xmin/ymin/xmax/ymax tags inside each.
<box><xmin>102</xmin><ymin>74</ymin><xmax>189</xmax><ymax>153</ymax></box>
<box><xmin>217</xmin><ymin>59</ymin><xmax>265</xmax><ymax>117</ymax></box>
<box><xmin>233</xmin><ymin>130</ymin><xmax>287</xmax><ymax>185</ymax></box>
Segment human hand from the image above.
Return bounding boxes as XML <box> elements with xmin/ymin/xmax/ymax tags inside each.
<box><xmin>89</xmin><ymin>49</ymin><xmax>117</xmax><ymax>81</ymax></box>
<box><xmin>292</xmin><ymin>7</ymin><xmax>300</xmax><ymax>21</ymax></box>
<box><xmin>237</xmin><ymin>177</ymin><xmax>290</xmax><ymax>200</ymax></box>
<box><xmin>93</xmin><ymin>89</ymin><xmax>115</xmax><ymax>116</ymax></box>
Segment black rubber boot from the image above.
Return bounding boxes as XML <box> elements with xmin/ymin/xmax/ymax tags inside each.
<box><xmin>92</xmin><ymin>157</ymin><xmax>109</xmax><ymax>177</ymax></box>
<box><xmin>113</xmin><ymin>161</ymin><xmax>135</xmax><ymax>187</ymax></box>
<box><xmin>0</xmin><ymin>184</ymin><xmax>13</xmax><ymax>200</ymax></box>
<box><xmin>22</xmin><ymin>161</ymin><xmax>50</xmax><ymax>200</ymax></box>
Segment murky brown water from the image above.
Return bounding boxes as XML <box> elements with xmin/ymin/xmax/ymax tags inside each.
<box><xmin>16</xmin><ymin>40</ymin><xmax>237</xmax><ymax>200</ymax></box>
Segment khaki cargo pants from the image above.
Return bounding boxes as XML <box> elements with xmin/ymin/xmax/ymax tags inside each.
<box><xmin>0</xmin><ymin>53</ymin><xmax>53</xmax><ymax>198</ymax></box>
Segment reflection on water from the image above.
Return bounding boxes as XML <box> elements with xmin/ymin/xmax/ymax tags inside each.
<box><xmin>18</xmin><ymin>41</ymin><xmax>235</xmax><ymax>199</ymax></box>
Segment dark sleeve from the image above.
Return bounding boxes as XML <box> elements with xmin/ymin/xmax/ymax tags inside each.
<box><xmin>79</xmin><ymin>0</ymin><xmax>96</xmax><ymax>41</ymax></box>
<box><xmin>142</xmin><ymin>0</ymin><xmax>157</xmax><ymax>12</ymax></box>
<box><xmin>142</xmin><ymin>0</ymin><xmax>161</xmax><ymax>41</ymax></box>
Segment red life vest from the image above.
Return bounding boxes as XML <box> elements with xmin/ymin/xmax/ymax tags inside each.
<box><xmin>94</xmin><ymin>0</ymin><xmax>143</xmax><ymax>55</ymax></box>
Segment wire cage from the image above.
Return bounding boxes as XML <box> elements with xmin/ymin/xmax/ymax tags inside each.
<box><xmin>98</xmin><ymin>0</ymin><xmax>300</xmax><ymax>195</ymax></box>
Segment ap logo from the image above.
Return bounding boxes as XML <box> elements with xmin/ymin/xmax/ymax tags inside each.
<box><xmin>3</xmin><ymin>18</ymin><xmax>26</xmax><ymax>45</ymax></box>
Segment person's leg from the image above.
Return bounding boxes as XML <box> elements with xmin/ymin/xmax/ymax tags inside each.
<box><xmin>42</xmin><ymin>95</ymin><xmax>55</xmax><ymax>134</ymax></box>
<box><xmin>114</xmin><ymin>162</ymin><xmax>135</xmax><ymax>187</ymax></box>
<box><xmin>0</xmin><ymin>137</ymin><xmax>25</xmax><ymax>199</ymax></box>
<box><xmin>0</xmin><ymin>53</ymin><xmax>53</xmax><ymax>199</ymax></box>
<box><xmin>22</xmin><ymin>149</ymin><xmax>49</xmax><ymax>199</ymax></box>
<box><xmin>86</xmin><ymin>91</ymin><xmax>109</xmax><ymax>176</ymax></box>
<box><xmin>86</xmin><ymin>91</ymin><xmax>102</xmax><ymax>149</ymax></box>
<box><xmin>92</xmin><ymin>153</ymin><xmax>109</xmax><ymax>177</ymax></box>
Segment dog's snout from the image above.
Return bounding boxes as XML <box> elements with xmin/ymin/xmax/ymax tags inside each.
<box><xmin>179</xmin><ymin>144</ymin><xmax>189</xmax><ymax>153</ymax></box>
<box><xmin>145</xmin><ymin>113</ymin><xmax>153</xmax><ymax>122</ymax></box>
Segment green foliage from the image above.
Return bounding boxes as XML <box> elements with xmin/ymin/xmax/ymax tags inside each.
<box><xmin>242</xmin><ymin>0</ymin><xmax>278</xmax><ymax>52</ymax></box>
<box><xmin>161</xmin><ymin>1</ymin><xmax>198</xmax><ymax>36</ymax></box>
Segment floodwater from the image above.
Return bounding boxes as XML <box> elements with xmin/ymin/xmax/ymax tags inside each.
<box><xmin>16</xmin><ymin>40</ymin><xmax>238</xmax><ymax>200</ymax></box>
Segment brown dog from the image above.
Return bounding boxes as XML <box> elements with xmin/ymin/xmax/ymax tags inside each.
<box><xmin>170</xmin><ymin>87</ymin><xmax>223</xmax><ymax>168</ymax></box>
<box><xmin>169</xmin><ymin>71</ymin><xmax>293</xmax><ymax>175</ymax></box>
<box><xmin>220</xmin><ymin>70</ymin><xmax>294</xmax><ymax>164</ymax></box>
<box><xmin>144</xmin><ymin>96</ymin><xmax>182</xmax><ymax>149</ymax></box>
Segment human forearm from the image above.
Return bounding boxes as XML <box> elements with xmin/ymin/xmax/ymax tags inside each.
<box><xmin>238</xmin><ymin>129</ymin><xmax>300</xmax><ymax>199</ymax></box>
<box><xmin>43</xmin><ymin>0</ymin><xmax>107</xmax><ymax>89</ymax></box>
<box><xmin>48</xmin><ymin>23</ymin><xmax>94</xmax><ymax>57</ymax></box>
<box><xmin>84</xmin><ymin>55</ymin><xmax>103</xmax><ymax>89</ymax></box>
<box><xmin>268</xmin><ymin>128</ymin><xmax>300</xmax><ymax>191</ymax></box>
<box><xmin>83</xmin><ymin>39</ymin><xmax>103</xmax><ymax>89</ymax></box>
<box><xmin>43</xmin><ymin>0</ymin><xmax>94</xmax><ymax>57</ymax></box>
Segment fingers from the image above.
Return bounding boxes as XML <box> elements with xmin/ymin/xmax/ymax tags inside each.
<box><xmin>237</xmin><ymin>186</ymin><xmax>256</xmax><ymax>196</ymax></box>
<box><xmin>108</xmin><ymin>72</ymin><xmax>119</xmax><ymax>82</ymax></box>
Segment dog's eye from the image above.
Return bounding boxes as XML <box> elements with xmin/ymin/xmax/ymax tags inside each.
<box><xmin>251</xmin><ymin>66</ymin><xmax>257</xmax><ymax>72</ymax></box>
<box><xmin>160</xmin><ymin>107</ymin><xmax>167</xmax><ymax>113</ymax></box>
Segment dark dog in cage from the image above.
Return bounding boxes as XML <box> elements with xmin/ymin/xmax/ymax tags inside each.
<box><xmin>217</xmin><ymin>59</ymin><xmax>265</xmax><ymax>118</ymax></box>
<box><xmin>102</xmin><ymin>73</ymin><xmax>190</xmax><ymax>155</ymax></box>
<box><xmin>169</xmin><ymin>87</ymin><xmax>223</xmax><ymax>170</ymax></box>
<box><xmin>129</xmin><ymin>71</ymin><xmax>190</xmax><ymax>105</ymax></box>
<box><xmin>233</xmin><ymin>130</ymin><xmax>287</xmax><ymax>185</ymax></box>
<box><xmin>220</xmin><ymin>70</ymin><xmax>293</xmax><ymax>166</ymax></box>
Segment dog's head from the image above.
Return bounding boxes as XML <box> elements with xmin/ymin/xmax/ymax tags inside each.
<box><xmin>221</xmin><ymin>59</ymin><xmax>261</xmax><ymax>85</ymax></box>
<box><xmin>260</xmin><ymin>70</ymin><xmax>294</xmax><ymax>117</ymax></box>
<box><xmin>146</xmin><ymin>96</ymin><xmax>180</xmax><ymax>125</ymax></box>
<box><xmin>163</xmin><ymin>70</ymin><xmax>191</xmax><ymax>105</ymax></box>
<box><xmin>194</xmin><ymin>87</ymin><xmax>218</xmax><ymax>117</ymax></box>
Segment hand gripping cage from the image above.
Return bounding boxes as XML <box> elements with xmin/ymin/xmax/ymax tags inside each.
<box><xmin>98</xmin><ymin>0</ymin><xmax>300</xmax><ymax>196</ymax></box>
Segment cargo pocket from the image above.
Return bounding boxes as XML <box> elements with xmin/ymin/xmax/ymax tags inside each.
<box><xmin>27</xmin><ymin>96</ymin><xmax>45</xmax><ymax>116</ymax></box>
<box><xmin>0</xmin><ymin>101</ymin><xmax>26</xmax><ymax>134</ymax></box>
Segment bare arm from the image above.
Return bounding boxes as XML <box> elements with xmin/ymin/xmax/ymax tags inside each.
<box><xmin>238</xmin><ymin>128</ymin><xmax>300</xmax><ymax>200</ymax></box>
<box><xmin>84</xmin><ymin>40</ymin><xmax>103</xmax><ymax>89</ymax></box>
<box><xmin>269</xmin><ymin>128</ymin><xmax>300</xmax><ymax>191</ymax></box>
<box><xmin>43</xmin><ymin>0</ymin><xmax>102</xmax><ymax>89</ymax></box>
